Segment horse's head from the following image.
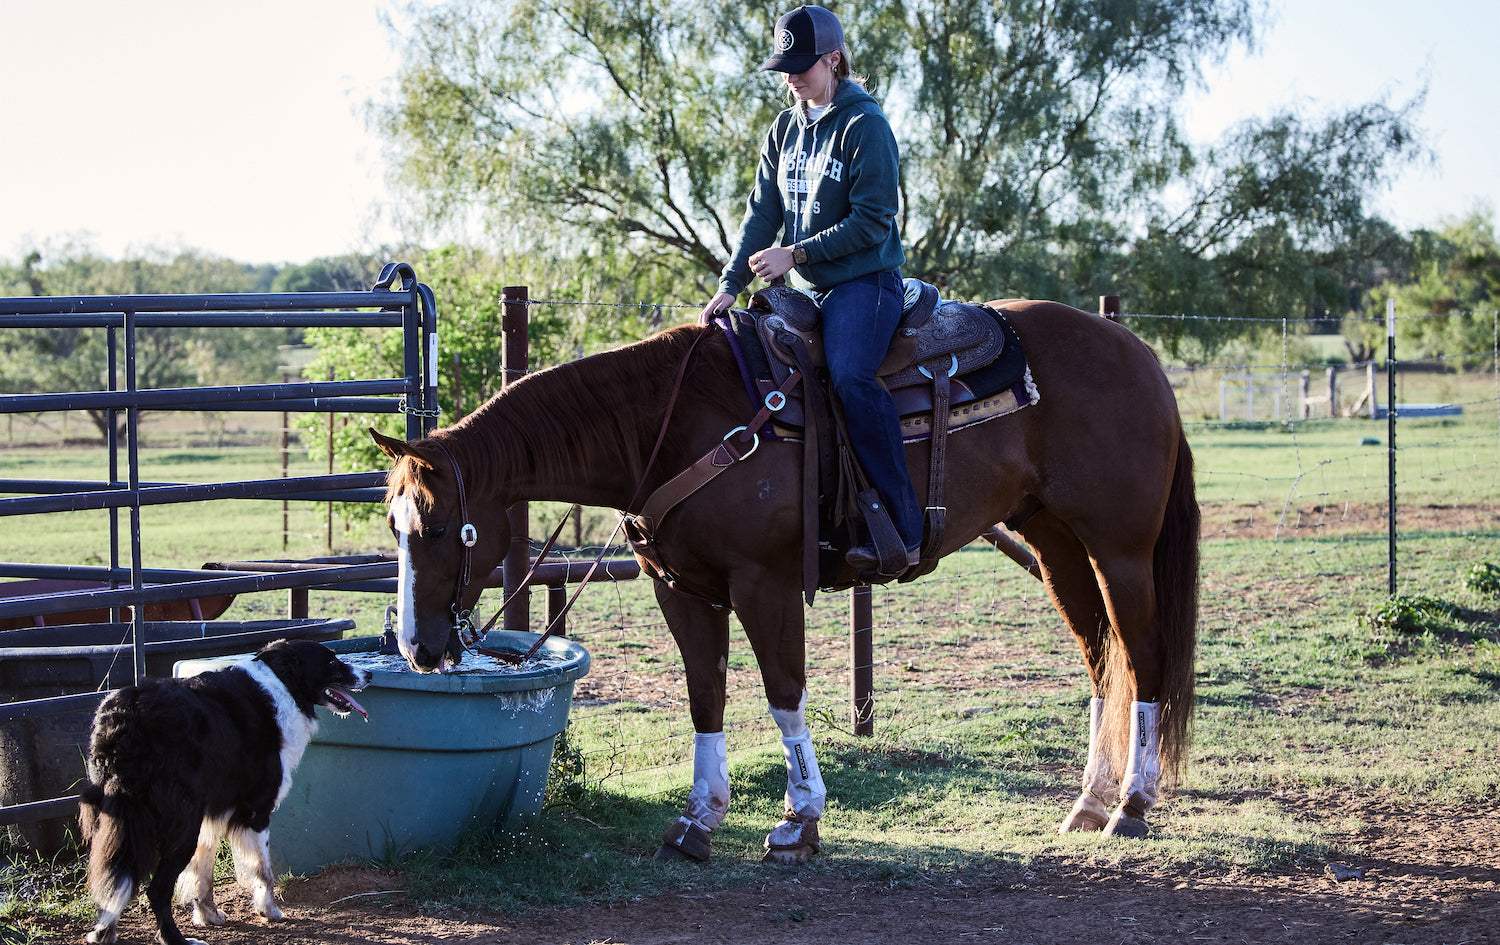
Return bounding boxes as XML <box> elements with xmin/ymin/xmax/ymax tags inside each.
<box><xmin>370</xmin><ymin>428</ymin><xmax>507</xmax><ymax>673</ymax></box>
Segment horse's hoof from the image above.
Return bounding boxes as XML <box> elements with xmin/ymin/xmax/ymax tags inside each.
<box><xmin>763</xmin><ymin>814</ymin><xmax>820</xmax><ymax>865</ymax></box>
<box><xmin>658</xmin><ymin>818</ymin><xmax>712</xmax><ymax>863</ymax></box>
<box><xmin>1058</xmin><ymin>807</ymin><xmax>1109</xmax><ymax>833</ymax></box>
<box><xmin>654</xmin><ymin>843</ymin><xmax>703</xmax><ymax>863</ymax></box>
<box><xmin>1103</xmin><ymin>808</ymin><xmax>1150</xmax><ymax>839</ymax></box>
<box><xmin>761</xmin><ymin>844</ymin><xmax>817</xmax><ymax>865</ymax></box>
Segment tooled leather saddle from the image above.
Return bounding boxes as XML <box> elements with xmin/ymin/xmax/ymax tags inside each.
<box><xmin>625</xmin><ymin>279</ymin><xmax>1036</xmax><ymax>607</ymax></box>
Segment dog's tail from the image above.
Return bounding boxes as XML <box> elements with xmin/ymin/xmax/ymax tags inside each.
<box><xmin>79</xmin><ymin>781</ymin><xmax>153</xmax><ymax>929</ymax></box>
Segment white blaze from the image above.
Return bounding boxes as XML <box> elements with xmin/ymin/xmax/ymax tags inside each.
<box><xmin>391</xmin><ymin>493</ymin><xmax>420</xmax><ymax>665</ymax></box>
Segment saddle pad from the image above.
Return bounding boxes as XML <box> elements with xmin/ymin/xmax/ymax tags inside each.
<box><xmin>719</xmin><ymin>304</ymin><xmax>1039</xmax><ymax>444</ymax></box>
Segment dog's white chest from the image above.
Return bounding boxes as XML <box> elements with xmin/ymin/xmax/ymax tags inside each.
<box><xmin>242</xmin><ymin>661</ymin><xmax>319</xmax><ymax>806</ymax></box>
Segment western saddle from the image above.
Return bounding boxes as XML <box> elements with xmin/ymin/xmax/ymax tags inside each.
<box><xmin>625</xmin><ymin>279</ymin><xmax>1015</xmax><ymax>606</ymax></box>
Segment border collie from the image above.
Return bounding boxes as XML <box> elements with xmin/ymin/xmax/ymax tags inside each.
<box><xmin>77</xmin><ymin>639</ymin><xmax>370</xmax><ymax>945</ymax></box>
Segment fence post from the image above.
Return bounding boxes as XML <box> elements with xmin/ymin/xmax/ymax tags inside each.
<box><xmin>1326</xmin><ymin>367</ymin><xmax>1338</xmax><ymax>418</ymax></box>
<box><xmin>1098</xmin><ymin>295</ymin><xmax>1120</xmax><ymax>322</ymax></box>
<box><xmin>1386</xmin><ymin>299</ymin><xmax>1397</xmax><ymax>596</ymax></box>
<box><xmin>501</xmin><ymin>286</ymin><xmax>531</xmax><ymax>632</ymax></box>
<box><xmin>1299</xmin><ymin>370</ymin><xmax>1311</xmax><ymax>420</ymax></box>
<box><xmin>1366</xmin><ymin>362</ymin><xmax>1378</xmax><ymax>420</ymax></box>
<box><xmin>850</xmin><ymin>584</ymin><xmax>874</xmax><ymax>736</ymax></box>
<box><xmin>547</xmin><ymin>584</ymin><xmax>568</xmax><ymax>638</ymax></box>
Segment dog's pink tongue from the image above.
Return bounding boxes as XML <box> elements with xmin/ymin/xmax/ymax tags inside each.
<box><xmin>335</xmin><ymin>689</ymin><xmax>369</xmax><ymax>720</ymax></box>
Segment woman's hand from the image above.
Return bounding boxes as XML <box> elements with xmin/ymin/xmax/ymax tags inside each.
<box><xmin>749</xmin><ymin>246</ymin><xmax>796</xmax><ymax>282</ymax></box>
<box><xmin>698</xmin><ymin>291</ymin><xmax>735</xmax><ymax>326</ymax></box>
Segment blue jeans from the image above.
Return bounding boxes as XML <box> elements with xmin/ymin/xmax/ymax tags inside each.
<box><xmin>814</xmin><ymin>270</ymin><xmax>923</xmax><ymax>548</ymax></box>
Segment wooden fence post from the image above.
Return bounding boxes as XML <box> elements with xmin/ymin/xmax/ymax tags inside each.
<box><xmin>850</xmin><ymin>585</ymin><xmax>874</xmax><ymax>736</ymax></box>
<box><xmin>501</xmin><ymin>286</ymin><xmax>531</xmax><ymax>632</ymax></box>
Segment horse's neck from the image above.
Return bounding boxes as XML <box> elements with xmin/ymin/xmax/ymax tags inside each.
<box><xmin>458</xmin><ymin>331</ymin><xmax>729</xmax><ymax>510</ymax></box>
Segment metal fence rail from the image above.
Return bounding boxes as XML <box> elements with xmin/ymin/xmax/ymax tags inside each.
<box><xmin>0</xmin><ymin>262</ymin><xmax>439</xmax><ymax>829</ymax></box>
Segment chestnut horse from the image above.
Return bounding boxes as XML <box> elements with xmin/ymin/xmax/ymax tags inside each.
<box><xmin>371</xmin><ymin>298</ymin><xmax>1199</xmax><ymax>861</ymax></box>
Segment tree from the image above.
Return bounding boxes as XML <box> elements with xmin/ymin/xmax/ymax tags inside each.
<box><xmin>0</xmin><ymin>244</ymin><xmax>290</xmax><ymax>440</ymax></box>
<box><xmin>377</xmin><ymin>0</ymin><xmax>1421</xmax><ymax>339</ymax></box>
<box><xmin>1367</xmin><ymin>211</ymin><xmax>1500</xmax><ymax>366</ymax></box>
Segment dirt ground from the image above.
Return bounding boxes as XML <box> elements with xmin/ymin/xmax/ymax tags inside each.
<box><xmin>40</xmin><ymin>798</ymin><xmax>1495</xmax><ymax>945</ymax></box>
<box><xmin>1200</xmin><ymin>501</ymin><xmax>1497</xmax><ymax>541</ymax></box>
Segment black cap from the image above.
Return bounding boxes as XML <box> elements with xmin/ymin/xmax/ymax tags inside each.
<box><xmin>759</xmin><ymin>5</ymin><xmax>844</xmax><ymax>74</ymax></box>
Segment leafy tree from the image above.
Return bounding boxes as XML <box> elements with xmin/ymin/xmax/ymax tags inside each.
<box><xmin>1367</xmin><ymin>211</ymin><xmax>1500</xmax><ymax>366</ymax></box>
<box><xmin>377</xmin><ymin>0</ymin><xmax>1421</xmax><ymax>350</ymax></box>
<box><xmin>299</xmin><ymin>244</ymin><xmax>660</xmax><ymax>484</ymax></box>
<box><xmin>0</xmin><ymin>243</ymin><xmax>290</xmax><ymax>439</ymax></box>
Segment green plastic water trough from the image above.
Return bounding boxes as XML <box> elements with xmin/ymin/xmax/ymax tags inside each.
<box><xmin>173</xmin><ymin>631</ymin><xmax>590</xmax><ymax>874</ymax></box>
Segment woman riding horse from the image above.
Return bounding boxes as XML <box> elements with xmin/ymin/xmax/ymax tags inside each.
<box><xmin>372</xmin><ymin>7</ymin><xmax>1198</xmax><ymax>866</ymax></box>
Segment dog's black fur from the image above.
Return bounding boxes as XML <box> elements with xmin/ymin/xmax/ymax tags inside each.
<box><xmin>78</xmin><ymin>639</ymin><xmax>368</xmax><ymax>945</ymax></box>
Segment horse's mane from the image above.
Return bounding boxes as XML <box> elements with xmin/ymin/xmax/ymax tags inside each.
<box><xmin>385</xmin><ymin>324</ymin><xmax>743</xmax><ymax>508</ymax></box>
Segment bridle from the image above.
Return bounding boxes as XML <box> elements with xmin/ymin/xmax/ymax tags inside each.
<box><xmin>411</xmin><ymin>329</ymin><xmax>711</xmax><ymax>665</ymax></box>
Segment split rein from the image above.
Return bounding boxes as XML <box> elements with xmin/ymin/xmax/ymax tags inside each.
<box><xmin>424</xmin><ymin>330</ymin><xmax>712</xmax><ymax>667</ymax></box>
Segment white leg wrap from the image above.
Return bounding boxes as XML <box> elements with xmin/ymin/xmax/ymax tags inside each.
<box><xmin>770</xmin><ymin>691</ymin><xmax>826</xmax><ymax>819</ymax></box>
<box><xmin>1119</xmin><ymin>700</ymin><xmax>1162</xmax><ymax>812</ymax></box>
<box><xmin>1065</xmin><ymin>696</ymin><xmax>1115</xmax><ymax>824</ymax></box>
<box><xmin>683</xmin><ymin>732</ymin><xmax>730</xmax><ymax>831</ymax></box>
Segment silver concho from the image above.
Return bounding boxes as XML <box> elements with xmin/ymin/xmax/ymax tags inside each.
<box><xmin>776</xmin><ymin>28</ymin><xmax>795</xmax><ymax>52</ymax></box>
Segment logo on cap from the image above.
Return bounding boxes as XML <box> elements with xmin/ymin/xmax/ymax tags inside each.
<box><xmin>776</xmin><ymin>28</ymin><xmax>795</xmax><ymax>51</ymax></box>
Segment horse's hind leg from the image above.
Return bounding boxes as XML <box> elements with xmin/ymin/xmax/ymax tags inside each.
<box><xmin>1085</xmin><ymin>547</ymin><xmax>1165</xmax><ymax>839</ymax></box>
<box><xmin>653</xmin><ymin>582</ymin><xmax>732</xmax><ymax>863</ymax></box>
<box><xmin>1017</xmin><ymin>511</ymin><xmax>1116</xmax><ymax>832</ymax></box>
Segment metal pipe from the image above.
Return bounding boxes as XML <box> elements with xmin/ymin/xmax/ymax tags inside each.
<box><xmin>0</xmin><ymin>562</ymin><xmax>397</xmax><ymax>621</ymax></box>
<box><xmin>107</xmin><ymin>325</ymin><xmax>121</xmax><ymax>623</ymax></box>
<box><xmin>0</xmin><ymin>378</ymin><xmax>407</xmax><ymax>414</ymax></box>
<box><xmin>0</xmin><ymin>289</ymin><xmax>411</xmax><ymax>315</ymax></box>
<box><xmin>0</xmin><ymin>691</ymin><xmax>109</xmax><ymax>725</ymax></box>
<box><xmin>0</xmin><ymin>473</ymin><xmax>387</xmax><ymax>517</ymax></box>
<box><xmin>125</xmin><ymin>310</ymin><xmax>146</xmax><ymax>684</ymax></box>
<box><xmin>0</xmin><ymin>312</ymin><xmax>405</xmax><ymax>329</ymax></box>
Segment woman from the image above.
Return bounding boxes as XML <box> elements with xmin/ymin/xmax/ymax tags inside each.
<box><xmin>699</xmin><ymin>4</ymin><xmax>921</xmax><ymax>571</ymax></box>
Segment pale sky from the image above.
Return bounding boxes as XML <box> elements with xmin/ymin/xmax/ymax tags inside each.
<box><xmin>1</xmin><ymin>0</ymin><xmax>1494</xmax><ymax>265</ymax></box>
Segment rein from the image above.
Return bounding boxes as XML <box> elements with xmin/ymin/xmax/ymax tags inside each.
<box><xmin>423</xmin><ymin>329</ymin><xmax>711</xmax><ymax>666</ymax></box>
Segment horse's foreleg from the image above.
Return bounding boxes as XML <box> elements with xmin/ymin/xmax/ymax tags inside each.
<box><xmin>653</xmin><ymin>582</ymin><xmax>731</xmax><ymax>863</ymax></box>
<box><xmin>1018</xmin><ymin>511</ymin><xmax>1116</xmax><ymax>833</ymax></box>
<box><xmin>733</xmin><ymin>578</ymin><xmax>823</xmax><ymax>865</ymax></box>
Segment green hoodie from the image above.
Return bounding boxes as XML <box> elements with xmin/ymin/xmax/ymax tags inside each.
<box><xmin>718</xmin><ymin>80</ymin><xmax>905</xmax><ymax>297</ymax></box>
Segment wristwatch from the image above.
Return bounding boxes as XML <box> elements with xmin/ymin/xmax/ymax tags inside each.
<box><xmin>791</xmin><ymin>244</ymin><xmax>808</xmax><ymax>265</ymax></box>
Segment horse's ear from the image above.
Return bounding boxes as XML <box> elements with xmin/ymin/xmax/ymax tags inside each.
<box><xmin>369</xmin><ymin>427</ymin><xmax>408</xmax><ymax>462</ymax></box>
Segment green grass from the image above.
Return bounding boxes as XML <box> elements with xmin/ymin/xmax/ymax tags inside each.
<box><xmin>1</xmin><ymin>387</ymin><xmax>1497</xmax><ymax>933</ymax></box>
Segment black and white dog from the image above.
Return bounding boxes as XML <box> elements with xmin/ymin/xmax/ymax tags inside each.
<box><xmin>78</xmin><ymin>639</ymin><xmax>370</xmax><ymax>945</ymax></box>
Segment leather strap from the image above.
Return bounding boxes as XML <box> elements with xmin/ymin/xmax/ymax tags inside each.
<box><xmin>635</xmin><ymin>372</ymin><xmax>802</xmax><ymax>533</ymax></box>
<box><xmin>921</xmin><ymin>367</ymin><xmax>951</xmax><ymax>561</ymax></box>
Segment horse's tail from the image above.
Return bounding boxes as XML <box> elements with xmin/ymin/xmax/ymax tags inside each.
<box><xmin>1154</xmin><ymin>426</ymin><xmax>1200</xmax><ymax>783</ymax></box>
